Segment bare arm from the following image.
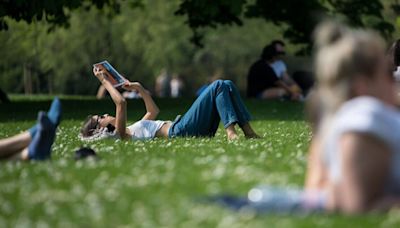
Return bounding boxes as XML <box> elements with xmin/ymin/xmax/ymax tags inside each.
<box><xmin>123</xmin><ymin>82</ymin><xmax>159</xmax><ymax>120</ymax></box>
<box><xmin>96</xmin><ymin>85</ymin><xmax>107</xmax><ymax>100</ymax></box>
<box><xmin>328</xmin><ymin>133</ymin><xmax>391</xmax><ymax>214</ymax></box>
<box><xmin>305</xmin><ymin>136</ymin><xmax>328</xmax><ymax>190</ymax></box>
<box><xmin>93</xmin><ymin>68</ymin><xmax>128</xmax><ymax>139</ymax></box>
<box><xmin>281</xmin><ymin>72</ymin><xmax>302</xmax><ymax>94</ymax></box>
<box><xmin>275</xmin><ymin>80</ymin><xmax>293</xmax><ymax>94</ymax></box>
<box><xmin>282</xmin><ymin>72</ymin><xmax>296</xmax><ymax>86</ymax></box>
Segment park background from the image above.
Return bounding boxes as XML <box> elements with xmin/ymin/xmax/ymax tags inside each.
<box><xmin>3</xmin><ymin>0</ymin><xmax>400</xmax><ymax>227</ymax></box>
<box><xmin>1</xmin><ymin>0</ymin><xmax>400</xmax><ymax>96</ymax></box>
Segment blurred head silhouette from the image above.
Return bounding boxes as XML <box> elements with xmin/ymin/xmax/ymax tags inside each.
<box><xmin>313</xmin><ymin>21</ymin><xmax>396</xmax><ymax>115</ymax></box>
<box><xmin>261</xmin><ymin>40</ymin><xmax>286</xmax><ymax>62</ymax></box>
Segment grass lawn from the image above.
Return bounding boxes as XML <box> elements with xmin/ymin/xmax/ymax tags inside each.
<box><xmin>0</xmin><ymin>96</ymin><xmax>398</xmax><ymax>227</ymax></box>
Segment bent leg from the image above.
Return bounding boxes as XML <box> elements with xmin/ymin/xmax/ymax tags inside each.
<box><xmin>223</xmin><ymin>80</ymin><xmax>252</xmax><ymax>126</ymax></box>
<box><xmin>213</xmin><ymin>81</ymin><xmax>241</xmax><ymax>128</ymax></box>
<box><xmin>223</xmin><ymin>80</ymin><xmax>259</xmax><ymax>138</ymax></box>
<box><xmin>28</xmin><ymin>112</ymin><xmax>56</xmax><ymax>160</ymax></box>
<box><xmin>260</xmin><ymin>87</ymin><xmax>288</xmax><ymax>99</ymax></box>
<box><xmin>0</xmin><ymin>132</ymin><xmax>31</xmax><ymax>158</ymax></box>
<box><xmin>170</xmin><ymin>80</ymin><xmax>245</xmax><ymax>137</ymax></box>
<box><xmin>169</xmin><ymin>82</ymin><xmax>222</xmax><ymax>137</ymax></box>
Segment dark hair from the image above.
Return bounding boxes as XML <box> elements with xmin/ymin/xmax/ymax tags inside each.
<box><xmin>387</xmin><ymin>39</ymin><xmax>400</xmax><ymax>71</ymax></box>
<box><xmin>80</xmin><ymin>115</ymin><xmax>97</xmax><ymax>137</ymax></box>
<box><xmin>261</xmin><ymin>45</ymin><xmax>276</xmax><ymax>61</ymax></box>
<box><xmin>260</xmin><ymin>40</ymin><xmax>286</xmax><ymax>61</ymax></box>
<box><xmin>80</xmin><ymin>115</ymin><xmax>116</xmax><ymax>138</ymax></box>
<box><xmin>270</xmin><ymin>40</ymin><xmax>285</xmax><ymax>47</ymax></box>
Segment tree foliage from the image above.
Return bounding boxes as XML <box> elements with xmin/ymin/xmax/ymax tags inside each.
<box><xmin>0</xmin><ymin>0</ymin><xmax>395</xmax><ymax>50</ymax></box>
<box><xmin>0</xmin><ymin>0</ymin><xmax>293</xmax><ymax>95</ymax></box>
<box><xmin>176</xmin><ymin>0</ymin><xmax>394</xmax><ymax>52</ymax></box>
<box><xmin>0</xmin><ymin>0</ymin><xmax>127</xmax><ymax>30</ymax></box>
<box><xmin>0</xmin><ymin>0</ymin><xmax>399</xmax><ymax>95</ymax></box>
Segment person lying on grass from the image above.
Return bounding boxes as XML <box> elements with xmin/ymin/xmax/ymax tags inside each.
<box><xmin>80</xmin><ymin>67</ymin><xmax>259</xmax><ymax>141</ymax></box>
<box><xmin>0</xmin><ymin>98</ymin><xmax>61</xmax><ymax>160</ymax></box>
<box><xmin>304</xmin><ymin>21</ymin><xmax>400</xmax><ymax>214</ymax></box>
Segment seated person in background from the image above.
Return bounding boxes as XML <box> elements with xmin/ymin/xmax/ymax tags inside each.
<box><xmin>269</xmin><ymin>40</ymin><xmax>315</xmax><ymax>96</ymax></box>
<box><xmin>170</xmin><ymin>74</ymin><xmax>185</xmax><ymax>98</ymax></box>
<box><xmin>247</xmin><ymin>40</ymin><xmax>303</xmax><ymax>100</ymax></box>
<box><xmin>155</xmin><ymin>69</ymin><xmax>171</xmax><ymax>98</ymax></box>
<box><xmin>0</xmin><ymin>98</ymin><xmax>61</xmax><ymax>160</ymax></box>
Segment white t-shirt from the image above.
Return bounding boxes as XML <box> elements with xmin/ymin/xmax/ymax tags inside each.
<box><xmin>270</xmin><ymin>60</ymin><xmax>287</xmax><ymax>79</ymax></box>
<box><xmin>127</xmin><ymin>120</ymin><xmax>165</xmax><ymax>140</ymax></box>
<box><xmin>394</xmin><ymin>66</ymin><xmax>400</xmax><ymax>82</ymax></box>
<box><xmin>170</xmin><ymin>78</ymin><xmax>182</xmax><ymax>98</ymax></box>
<box><xmin>322</xmin><ymin>96</ymin><xmax>400</xmax><ymax>194</ymax></box>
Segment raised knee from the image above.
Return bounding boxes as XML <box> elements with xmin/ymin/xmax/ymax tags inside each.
<box><xmin>209</xmin><ymin>80</ymin><xmax>228</xmax><ymax>94</ymax></box>
<box><xmin>210</xmin><ymin>80</ymin><xmax>224</xmax><ymax>89</ymax></box>
<box><xmin>223</xmin><ymin>80</ymin><xmax>234</xmax><ymax>87</ymax></box>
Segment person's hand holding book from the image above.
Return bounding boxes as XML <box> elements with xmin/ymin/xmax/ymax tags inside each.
<box><xmin>123</xmin><ymin>81</ymin><xmax>152</xmax><ymax>96</ymax></box>
<box><xmin>92</xmin><ymin>61</ymin><xmax>127</xmax><ymax>88</ymax></box>
<box><xmin>122</xmin><ymin>81</ymin><xmax>147</xmax><ymax>93</ymax></box>
<box><xmin>93</xmin><ymin>67</ymin><xmax>107</xmax><ymax>83</ymax></box>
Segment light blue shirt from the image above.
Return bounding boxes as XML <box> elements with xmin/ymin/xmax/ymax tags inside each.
<box><xmin>270</xmin><ymin>60</ymin><xmax>287</xmax><ymax>79</ymax></box>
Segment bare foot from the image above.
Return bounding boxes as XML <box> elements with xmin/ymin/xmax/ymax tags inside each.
<box><xmin>228</xmin><ymin>133</ymin><xmax>240</xmax><ymax>140</ymax></box>
<box><xmin>21</xmin><ymin>148</ymin><xmax>30</xmax><ymax>160</ymax></box>
<box><xmin>241</xmin><ymin>123</ymin><xmax>260</xmax><ymax>139</ymax></box>
<box><xmin>245</xmin><ymin>133</ymin><xmax>261</xmax><ymax>139</ymax></box>
<box><xmin>226</xmin><ymin>124</ymin><xmax>239</xmax><ymax>140</ymax></box>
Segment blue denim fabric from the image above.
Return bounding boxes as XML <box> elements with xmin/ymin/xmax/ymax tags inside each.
<box><xmin>205</xmin><ymin>186</ymin><xmax>326</xmax><ymax>214</ymax></box>
<box><xmin>169</xmin><ymin>80</ymin><xmax>252</xmax><ymax>137</ymax></box>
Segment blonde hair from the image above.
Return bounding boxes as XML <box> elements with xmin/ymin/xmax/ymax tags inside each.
<box><xmin>314</xmin><ymin>21</ymin><xmax>386</xmax><ymax>115</ymax></box>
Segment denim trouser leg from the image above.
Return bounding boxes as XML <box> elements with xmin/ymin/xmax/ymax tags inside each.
<box><xmin>169</xmin><ymin>80</ymin><xmax>252</xmax><ymax>137</ymax></box>
<box><xmin>222</xmin><ymin>80</ymin><xmax>252</xmax><ymax>126</ymax></box>
<box><xmin>169</xmin><ymin>81</ymin><xmax>222</xmax><ymax>137</ymax></box>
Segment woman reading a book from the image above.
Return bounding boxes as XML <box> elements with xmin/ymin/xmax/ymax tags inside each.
<box><xmin>80</xmin><ymin>67</ymin><xmax>259</xmax><ymax>141</ymax></box>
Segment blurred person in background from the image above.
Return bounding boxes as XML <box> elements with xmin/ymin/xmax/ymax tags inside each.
<box><xmin>155</xmin><ymin>68</ymin><xmax>171</xmax><ymax>98</ymax></box>
<box><xmin>170</xmin><ymin>74</ymin><xmax>185</xmax><ymax>98</ymax></box>
<box><xmin>247</xmin><ymin>40</ymin><xmax>306</xmax><ymax>100</ymax></box>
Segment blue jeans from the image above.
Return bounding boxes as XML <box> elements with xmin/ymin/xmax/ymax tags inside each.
<box><xmin>169</xmin><ymin>80</ymin><xmax>252</xmax><ymax>137</ymax></box>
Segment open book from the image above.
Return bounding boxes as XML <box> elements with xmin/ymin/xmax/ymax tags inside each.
<box><xmin>93</xmin><ymin>60</ymin><xmax>127</xmax><ymax>87</ymax></box>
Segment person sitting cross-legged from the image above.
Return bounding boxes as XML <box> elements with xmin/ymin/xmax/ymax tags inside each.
<box><xmin>247</xmin><ymin>40</ymin><xmax>304</xmax><ymax>100</ymax></box>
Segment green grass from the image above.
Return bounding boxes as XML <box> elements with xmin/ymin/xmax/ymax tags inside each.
<box><xmin>0</xmin><ymin>97</ymin><xmax>398</xmax><ymax>227</ymax></box>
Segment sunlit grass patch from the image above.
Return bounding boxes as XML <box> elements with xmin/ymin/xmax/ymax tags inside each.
<box><xmin>0</xmin><ymin>97</ymin><xmax>394</xmax><ymax>227</ymax></box>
